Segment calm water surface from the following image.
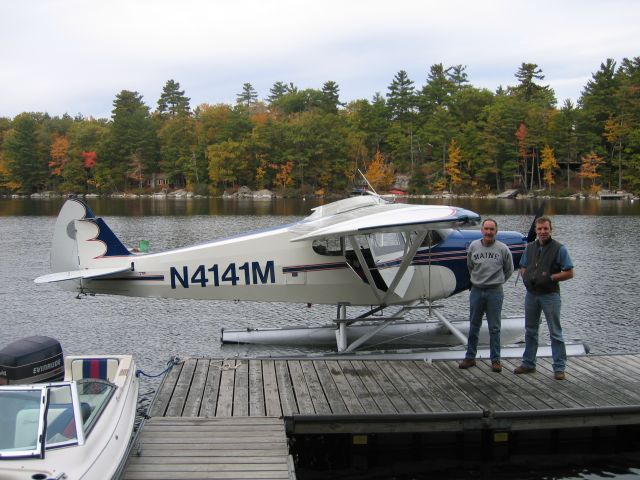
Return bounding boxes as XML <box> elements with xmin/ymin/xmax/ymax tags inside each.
<box><xmin>1</xmin><ymin>197</ymin><xmax>639</xmax><ymax>479</ymax></box>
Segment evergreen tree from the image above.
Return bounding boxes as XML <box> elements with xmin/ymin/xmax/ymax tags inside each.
<box><xmin>157</xmin><ymin>79</ymin><xmax>191</xmax><ymax>118</ymax></box>
<box><xmin>510</xmin><ymin>63</ymin><xmax>556</xmax><ymax>107</ymax></box>
<box><xmin>3</xmin><ymin>113</ymin><xmax>49</xmax><ymax>192</ymax></box>
<box><xmin>237</xmin><ymin>83</ymin><xmax>259</xmax><ymax>107</ymax></box>
<box><xmin>386</xmin><ymin>70</ymin><xmax>416</xmax><ymax>123</ymax></box>
<box><xmin>100</xmin><ymin>90</ymin><xmax>158</xmax><ymax>191</ymax></box>
<box><xmin>320</xmin><ymin>81</ymin><xmax>342</xmax><ymax>113</ymax></box>
<box><xmin>268</xmin><ymin>81</ymin><xmax>288</xmax><ymax>103</ymax></box>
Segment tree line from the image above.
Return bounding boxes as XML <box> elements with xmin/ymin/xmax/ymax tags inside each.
<box><xmin>1</xmin><ymin>59</ymin><xmax>639</xmax><ymax>196</ymax></box>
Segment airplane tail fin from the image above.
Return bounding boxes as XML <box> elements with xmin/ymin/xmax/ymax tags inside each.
<box><xmin>35</xmin><ymin>198</ymin><xmax>132</xmax><ymax>284</ymax></box>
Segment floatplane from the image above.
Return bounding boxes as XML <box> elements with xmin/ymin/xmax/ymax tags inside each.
<box><xmin>35</xmin><ymin>186</ymin><xmax>584</xmax><ymax>359</ymax></box>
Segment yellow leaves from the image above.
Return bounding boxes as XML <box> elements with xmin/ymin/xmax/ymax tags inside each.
<box><xmin>364</xmin><ymin>151</ymin><xmax>394</xmax><ymax>191</ymax></box>
<box><xmin>540</xmin><ymin>145</ymin><xmax>558</xmax><ymax>187</ymax></box>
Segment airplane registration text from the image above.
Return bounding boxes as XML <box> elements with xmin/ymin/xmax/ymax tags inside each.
<box><xmin>170</xmin><ymin>261</ymin><xmax>275</xmax><ymax>289</ymax></box>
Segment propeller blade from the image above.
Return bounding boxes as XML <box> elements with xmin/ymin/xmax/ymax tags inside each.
<box><xmin>526</xmin><ymin>202</ymin><xmax>546</xmax><ymax>242</ymax></box>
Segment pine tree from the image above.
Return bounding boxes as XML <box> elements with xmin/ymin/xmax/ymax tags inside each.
<box><xmin>157</xmin><ymin>79</ymin><xmax>191</xmax><ymax>118</ymax></box>
<box><xmin>237</xmin><ymin>83</ymin><xmax>259</xmax><ymax>107</ymax></box>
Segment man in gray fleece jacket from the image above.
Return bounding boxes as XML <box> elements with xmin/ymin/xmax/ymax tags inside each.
<box><xmin>458</xmin><ymin>218</ymin><xmax>514</xmax><ymax>373</ymax></box>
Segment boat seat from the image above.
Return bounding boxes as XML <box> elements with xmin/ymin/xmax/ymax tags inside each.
<box><xmin>13</xmin><ymin>408</ymin><xmax>39</xmax><ymax>449</ymax></box>
<box><xmin>70</xmin><ymin>358</ymin><xmax>119</xmax><ymax>382</ymax></box>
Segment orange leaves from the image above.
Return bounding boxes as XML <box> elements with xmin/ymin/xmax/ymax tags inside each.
<box><xmin>49</xmin><ymin>134</ymin><xmax>69</xmax><ymax>176</ymax></box>
<box><xmin>364</xmin><ymin>151</ymin><xmax>394</xmax><ymax>191</ymax></box>
<box><xmin>271</xmin><ymin>161</ymin><xmax>294</xmax><ymax>191</ymax></box>
<box><xmin>578</xmin><ymin>151</ymin><xmax>604</xmax><ymax>181</ymax></box>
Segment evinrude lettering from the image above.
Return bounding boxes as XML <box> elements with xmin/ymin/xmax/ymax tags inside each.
<box><xmin>32</xmin><ymin>358</ymin><xmax>62</xmax><ymax>374</ymax></box>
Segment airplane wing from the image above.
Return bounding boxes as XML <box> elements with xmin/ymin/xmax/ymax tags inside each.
<box><xmin>289</xmin><ymin>202</ymin><xmax>480</xmax><ymax>242</ymax></box>
<box><xmin>34</xmin><ymin>266</ymin><xmax>132</xmax><ymax>284</ymax></box>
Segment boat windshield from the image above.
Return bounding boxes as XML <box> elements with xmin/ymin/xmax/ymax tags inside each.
<box><xmin>0</xmin><ymin>386</ymin><xmax>46</xmax><ymax>459</ymax></box>
<box><xmin>0</xmin><ymin>382</ymin><xmax>86</xmax><ymax>459</ymax></box>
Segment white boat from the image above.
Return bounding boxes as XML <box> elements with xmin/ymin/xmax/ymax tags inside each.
<box><xmin>0</xmin><ymin>350</ymin><xmax>139</xmax><ymax>480</ymax></box>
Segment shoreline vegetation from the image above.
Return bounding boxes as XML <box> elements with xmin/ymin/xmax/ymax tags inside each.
<box><xmin>4</xmin><ymin>186</ymin><xmax>637</xmax><ymax>201</ymax></box>
<box><xmin>2</xmin><ymin>60</ymin><xmax>640</xmax><ymax>199</ymax></box>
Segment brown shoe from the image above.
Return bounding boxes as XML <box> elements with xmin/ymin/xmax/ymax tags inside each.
<box><xmin>513</xmin><ymin>365</ymin><xmax>536</xmax><ymax>374</ymax></box>
<box><xmin>554</xmin><ymin>371</ymin><xmax>566</xmax><ymax>380</ymax></box>
<box><xmin>459</xmin><ymin>358</ymin><xmax>476</xmax><ymax>369</ymax></box>
<box><xmin>491</xmin><ymin>361</ymin><xmax>502</xmax><ymax>373</ymax></box>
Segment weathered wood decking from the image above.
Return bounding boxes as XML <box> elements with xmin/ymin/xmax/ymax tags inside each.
<box><xmin>123</xmin><ymin>417</ymin><xmax>293</xmax><ymax>480</ymax></box>
<box><xmin>146</xmin><ymin>354</ymin><xmax>640</xmax><ymax>433</ymax></box>
<box><xmin>123</xmin><ymin>354</ymin><xmax>640</xmax><ymax>478</ymax></box>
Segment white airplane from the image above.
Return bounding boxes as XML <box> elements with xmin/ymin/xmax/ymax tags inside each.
<box><xmin>35</xmin><ymin>193</ymin><xmax>533</xmax><ymax>354</ymax></box>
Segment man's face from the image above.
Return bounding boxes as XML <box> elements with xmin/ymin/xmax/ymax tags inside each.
<box><xmin>535</xmin><ymin>221</ymin><xmax>552</xmax><ymax>243</ymax></box>
<box><xmin>482</xmin><ymin>221</ymin><xmax>497</xmax><ymax>243</ymax></box>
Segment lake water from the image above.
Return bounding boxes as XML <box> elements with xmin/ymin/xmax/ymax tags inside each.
<box><xmin>1</xmin><ymin>196</ymin><xmax>639</xmax><ymax>479</ymax></box>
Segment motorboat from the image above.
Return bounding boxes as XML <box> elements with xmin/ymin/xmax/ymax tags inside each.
<box><xmin>0</xmin><ymin>336</ymin><xmax>139</xmax><ymax>480</ymax></box>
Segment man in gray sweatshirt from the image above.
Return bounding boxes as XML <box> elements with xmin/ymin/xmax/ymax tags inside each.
<box><xmin>459</xmin><ymin>218</ymin><xmax>514</xmax><ymax>373</ymax></box>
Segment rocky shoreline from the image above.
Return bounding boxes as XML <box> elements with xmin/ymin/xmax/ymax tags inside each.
<box><xmin>2</xmin><ymin>186</ymin><xmax>637</xmax><ymax>201</ymax></box>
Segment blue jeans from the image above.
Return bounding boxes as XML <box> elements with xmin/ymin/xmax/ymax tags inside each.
<box><xmin>465</xmin><ymin>285</ymin><xmax>503</xmax><ymax>362</ymax></box>
<box><xmin>521</xmin><ymin>291</ymin><xmax>566</xmax><ymax>372</ymax></box>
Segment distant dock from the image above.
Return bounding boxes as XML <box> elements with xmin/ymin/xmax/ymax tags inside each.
<box><xmin>123</xmin><ymin>354</ymin><xmax>640</xmax><ymax>478</ymax></box>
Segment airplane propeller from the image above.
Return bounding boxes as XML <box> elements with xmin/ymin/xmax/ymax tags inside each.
<box><xmin>526</xmin><ymin>201</ymin><xmax>546</xmax><ymax>243</ymax></box>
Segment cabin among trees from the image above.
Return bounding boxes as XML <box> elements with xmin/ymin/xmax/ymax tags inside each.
<box><xmin>1</xmin><ymin>59</ymin><xmax>640</xmax><ymax>197</ymax></box>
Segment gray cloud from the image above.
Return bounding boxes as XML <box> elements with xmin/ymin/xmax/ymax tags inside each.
<box><xmin>1</xmin><ymin>0</ymin><xmax>638</xmax><ymax>118</ymax></box>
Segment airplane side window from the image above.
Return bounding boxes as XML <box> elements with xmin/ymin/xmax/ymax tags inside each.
<box><xmin>312</xmin><ymin>238</ymin><xmax>343</xmax><ymax>256</ymax></box>
<box><xmin>421</xmin><ymin>230</ymin><xmax>442</xmax><ymax>247</ymax></box>
<box><xmin>370</xmin><ymin>232</ymin><xmax>404</xmax><ymax>256</ymax></box>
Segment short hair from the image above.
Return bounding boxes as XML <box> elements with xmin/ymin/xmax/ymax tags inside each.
<box><xmin>535</xmin><ymin>216</ymin><xmax>552</xmax><ymax>229</ymax></box>
<box><xmin>482</xmin><ymin>218</ymin><xmax>498</xmax><ymax>229</ymax></box>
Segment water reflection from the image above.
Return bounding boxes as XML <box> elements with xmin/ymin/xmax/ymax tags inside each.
<box><xmin>2</xmin><ymin>196</ymin><xmax>640</xmax><ymax>217</ymax></box>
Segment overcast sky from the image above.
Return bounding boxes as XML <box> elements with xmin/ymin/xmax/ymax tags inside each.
<box><xmin>1</xmin><ymin>0</ymin><xmax>638</xmax><ymax>119</ymax></box>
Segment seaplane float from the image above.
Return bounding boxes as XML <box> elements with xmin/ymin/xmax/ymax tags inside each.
<box><xmin>0</xmin><ymin>335</ymin><xmax>139</xmax><ymax>479</ymax></box>
<box><xmin>34</xmin><ymin>189</ymin><xmax>585</xmax><ymax>359</ymax></box>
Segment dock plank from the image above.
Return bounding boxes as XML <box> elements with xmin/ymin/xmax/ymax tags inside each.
<box><xmin>148</xmin><ymin>360</ymin><xmax>184</xmax><ymax>417</ymax></box>
<box><xmin>275</xmin><ymin>360</ymin><xmax>298</xmax><ymax>416</ymax></box>
<box><xmin>287</xmin><ymin>360</ymin><xmax>315</xmax><ymax>414</ymax></box>
<box><xmin>262</xmin><ymin>360</ymin><xmax>283</xmax><ymax>417</ymax></box>
<box><xmin>249</xmin><ymin>359</ymin><xmax>266</xmax><ymax>416</ymax></box>
<box><xmin>165</xmin><ymin>358</ymin><xmax>197</xmax><ymax>417</ymax></box>
<box><xmin>124</xmin><ymin>416</ymin><xmax>291</xmax><ymax>480</ymax></box>
<box><xmin>300</xmin><ymin>360</ymin><xmax>331</xmax><ymax>414</ymax></box>
<box><xmin>182</xmin><ymin>359</ymin><xmax>209</xmax><ymax>417</ymax></box>
<box><xmin>325</xmin><ymin>360</ymin><xmax>365</xmax><ymax>414</ymax></box>
<box><xmin>233</xmin><ymin>360</ymin><xmax>249</xmax><ymax>416</ymax></box>
<box><xmin>200</xmin><ymin>360</ymin><xmax>223</xmax><ymax>417</ymax></box>
<box><xmin>216</xmin><ymin>360</ymin><xmax>238</xmax><ymax>416</ymax></box>
<box><xmin>349</xmin><ymin>360</ymin><xmax>397</xmax><ymax>414</ymax></box>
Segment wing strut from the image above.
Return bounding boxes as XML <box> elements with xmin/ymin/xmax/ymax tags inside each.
<box><xmin>348</xmin><ymin>235</ymin><xmax>384</xmax><ymax>305</ymax></box>
<box><xmin>380</xmin><ymin>231</ymin><xmax>427</xmax><ymax>306</ymax></box>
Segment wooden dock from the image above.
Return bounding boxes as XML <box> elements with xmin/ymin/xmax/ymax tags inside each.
<box><xmin>123</xmin><ymin>354</ymin><xmax>640</xmax><ymax>477</ymax></box>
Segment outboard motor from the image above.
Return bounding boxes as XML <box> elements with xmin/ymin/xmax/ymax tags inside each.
<box><xmin>0</xmin><ymin>336</ymin><xmax>64</xmax><ymax>385</ymax></box>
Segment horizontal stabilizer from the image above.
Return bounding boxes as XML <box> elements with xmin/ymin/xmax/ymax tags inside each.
<box><xmin>34</xmin><ymin>266</ymin><xmax>131</xmax><ymax>284</ymax></box>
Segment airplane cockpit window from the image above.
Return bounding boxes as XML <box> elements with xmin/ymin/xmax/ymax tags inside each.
<box><xmin>369</xmin><ymin>232</ymin><xmax>405</xmax><ymax>257</ymax></box>
<box><xmin>312</xmin><ymin>237</ymin><xmax>343</xmax><ymax>256</ymax></box>
<box><xmin>421</xmin><ymin>230</ymin><xmax>443</xmax><ymax>247</ymax></box>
